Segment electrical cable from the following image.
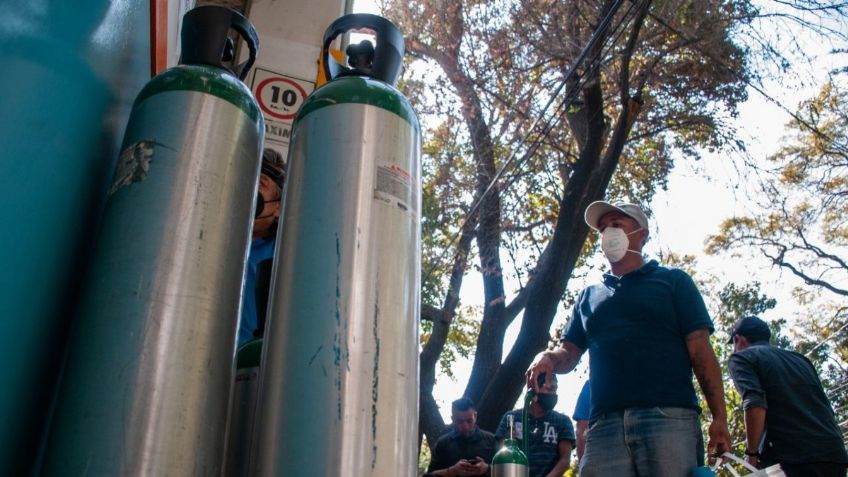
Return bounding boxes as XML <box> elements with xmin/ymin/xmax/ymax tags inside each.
<box><xmin>422</xmin><ymin>0</ymin><xmax>645</xmax><ymax>286</ymax></box>
<box><xmin>827</xmin><ymin>378</ymin><xmax>848</xmax><ymax>397</ymax></box>
<box><xmin>804</xmin><ymin>320</ymin><xmax>848</xmax><ymax>358</ymax></box>
<box><xmin>647</xmin><ymin>9</ymin><xmax>847</xmax><ymax>157</ymax></box>
<box><xmin>498</xmin><ymin>0</ymin><xmax>647</xmax><ymax>199</ymax></box>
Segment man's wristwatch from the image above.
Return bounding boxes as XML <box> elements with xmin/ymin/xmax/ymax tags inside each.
<box><xmin>744</xmin><ymin>449</ymin><xmax>760</xmax><ymax>457</ymax></box>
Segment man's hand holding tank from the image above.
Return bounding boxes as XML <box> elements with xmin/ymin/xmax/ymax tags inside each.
<box><xmin>526</xmin><ymin>342</ymin><xmax>584</xmax><ymax>391</ymax></box>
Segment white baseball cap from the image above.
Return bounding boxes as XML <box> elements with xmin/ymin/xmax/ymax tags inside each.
<box><xmin>584</xmin><ymin>201</ymin><xmax>649</xmax><ymax>232</ymax></box>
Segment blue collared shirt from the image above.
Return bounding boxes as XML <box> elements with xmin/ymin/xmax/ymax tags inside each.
<box><xmin>563</xmin><ymin>260</ymin><xmax>714</xmax><ymax>418</ymax></box>
<box><xmin>237</xmin><ymin>237</ymin><xmax>276</xmax><ymax>347</ymax></box>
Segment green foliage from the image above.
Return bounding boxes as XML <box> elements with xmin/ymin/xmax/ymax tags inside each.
<box><xmin>419</xmin><ymin>306</ymin><xmax>481</xmax><ymax>378</ymax></box>
<box><xmin>771</xmin><ymin>80</ymin><xmax>848</xmax><ymax>243</ymax></box>
<box><xmin>444</xmin><ymin>308</ymin><xmax>482</xmax><ymax>378</ymax></box>
<box><xmin>655</xmin><ymin>251</ymin><xmax>702</xmax><ymax>277</ymax></box>
<box><xmin>419</xmin><ymin>118</ymin><xmax>477</xmax><ymax>305</ymax></box>
<box><xmin>418</xmin><ymin>437</ymin><xmax>432</xmax><ymax>475</ymax></box>
<box><xmin>384</xmin><ymin>0</ymin><xmax>848</xmax><ymax>451</ymax></box>
<box><xmin>703</xmin><ymin>78</ymin><xmax>848</xmax><ymax>454</ymax></box>
<box><xmin>714</xmin><ymin>282</ymin><xmax>778</xmax><ymax>332</ymax></box>
<box><xmin>700</xmin><ymin>281</ymin><xmax>780</xmax><ymax>475</ymax></box>
<box><xmin>706</xmin><ymin>79</ymin><xmax>848</xmax><ymax>299</ymax></box>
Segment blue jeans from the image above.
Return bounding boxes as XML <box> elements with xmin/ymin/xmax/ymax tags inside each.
<box><xmin>580</xmin><ymin>407</ymin><xmax>703</xmax><ymax>477</ymax></box>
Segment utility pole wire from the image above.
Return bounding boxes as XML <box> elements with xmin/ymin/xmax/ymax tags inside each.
<box><xmin>805</xmin><ymin>320</ymin><xmax>848</xmax><ymax>358</ymax></box>
<box><xmin>648</xmin><ymin>10</ymin><xmax>848</xmax><ymax>157</ymax></box>
<box><xmin>421</xmin><ymin>0</ymin><xmax>639</xmax><ymax>285</ymax></box>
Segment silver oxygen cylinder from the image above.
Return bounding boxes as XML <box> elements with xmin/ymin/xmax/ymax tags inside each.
<box><xmin>250</xmin><ymin>14</ymin><xmax>421</xmax><ymax>477</ymax></box>
<box><xmin>40</xmin><ymin>7</ymin><xmax>263</xmax><ymax>475</ymax></box>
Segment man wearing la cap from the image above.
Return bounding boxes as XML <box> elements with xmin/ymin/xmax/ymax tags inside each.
<box><xmin>728</xmin><ymin>316</ymin><xmax>848</xmax><ymax>476</ymax></box>
<box><xmin>526</xmin><ymin>200</ymin><xmax>730</xmax><ymax>477</ymax></box>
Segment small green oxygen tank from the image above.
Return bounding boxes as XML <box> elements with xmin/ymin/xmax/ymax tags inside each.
<box><xmin>224</xmin><ymin>338</ymin><xmax>263</xmax><ymax>476</ymax></box>
<box><xmin>492</xmin><ymin>414</ymin><xmax>529</xmax><ymax>477</ymax></box>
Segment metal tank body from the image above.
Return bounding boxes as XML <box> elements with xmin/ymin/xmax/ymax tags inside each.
<box><xmin>251</xmin><ymin>75</ymin><xmax>421</xmax><ymax>476</ymax></box>
<box><xmin>40</xmin><ymin>64</ymin><xmax>264</xmax><ymax>476</ymax></box>
<box><xmin>492</xmin><ymin>441</ymin><xmax>530</xmax><ymax>477</ymax></box>
<box><xmin>493</xmin><ymin>463</ymin><xmax>531</xmax><ymax>477</ymax></box>
<box><xmin>492</xmin><ymin>429</ymin><xmax>529</xmax><ymax>477</ymax></box>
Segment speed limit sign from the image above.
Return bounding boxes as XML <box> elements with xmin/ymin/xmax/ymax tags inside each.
<box><xmin>251</xmin><ymin>67</ymin><xmax>314</xmax><ymax>146</ymax></box>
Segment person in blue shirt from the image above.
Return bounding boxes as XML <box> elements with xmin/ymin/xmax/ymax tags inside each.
<box><xmin>572</xmin><ymin>380</ymin><xmax>591</xmax><ymax>462</ymax></box>
<box><xmin>237</xmin><ymin>148</ymin><xmax>285</xmax><ymax>347</ymax></box>
<box><xmin>526</xmin><ymin>200</ymin><xmax>730</xmax><ymax>477</ymax></box>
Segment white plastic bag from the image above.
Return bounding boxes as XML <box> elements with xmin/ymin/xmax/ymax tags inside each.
<box><xmin>716</xmin><ymin>452</ymin><xmax>786</xmax><ymax>477</ymax></box>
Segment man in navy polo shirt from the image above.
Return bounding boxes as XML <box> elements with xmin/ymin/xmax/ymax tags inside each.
<box><xmin>526</xmin><ymin>201</ymin><xmax>730</xmax><ymax>477</ymax></box>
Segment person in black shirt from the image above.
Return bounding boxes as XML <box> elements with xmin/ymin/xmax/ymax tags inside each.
<box><xmin>427</xmin><ymin>398</ymin><xmax>496</xmax><ymax>476</ymax></box>
<box><xmin>729</xmin><ymin>316</ymin><xmax>848</xmax><ymax>477</ymax></box>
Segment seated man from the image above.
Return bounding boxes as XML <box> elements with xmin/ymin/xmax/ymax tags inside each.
<box><xmin>495</xmin><ymin>374</ymin><xmax>575</xmax><ymax>477</ymax></box>
<box><xmin>427</xmin><ymin>397</ymin><xmax>496</xmax><ymax>476</ymax></box>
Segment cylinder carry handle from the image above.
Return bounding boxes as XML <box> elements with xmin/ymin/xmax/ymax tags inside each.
<box><xmin>321</xmin><ymin>13</ymin><xmax>404</xmax><ymax>85</ymax></box>
<box><xmin>179</xmin><ymin>6</ymin><xmax>259</xmax><ymax>81</ymax></box>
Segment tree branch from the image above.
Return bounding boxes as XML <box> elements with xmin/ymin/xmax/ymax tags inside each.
<box><xmin>764</xmin><ymin>250</ymin><xmax>848</xmax><ymax>297</ymax></box>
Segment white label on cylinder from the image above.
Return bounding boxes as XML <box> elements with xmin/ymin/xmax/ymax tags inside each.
<box><xmin>374</xmin><ymin>162</ymin><xmax>413</xmax><ymax>213</ymax></box>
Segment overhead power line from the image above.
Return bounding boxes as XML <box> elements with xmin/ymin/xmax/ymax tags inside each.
<box><xmin>828</xmin><ymin>378</ymin><xmax>848</xmax><ymax>397</ymax></box>
<box><xmin>423</xmin><ymin>0</ymin><xmax>647</xmax><ymax>286</ymax></box>
<box><xmin>647</xmin><ymin>10</ymin><xmax>848</xmax><ymax>157</ymax></box>
<box><xmin>804</xmin><ymin>319</ymin><xmax>848</xmax><ymax>358</ymax></box>
<box><xmin>498</xmin><ymin>0</ymin><xmax>647</xmax><ymax>196</ymax></box>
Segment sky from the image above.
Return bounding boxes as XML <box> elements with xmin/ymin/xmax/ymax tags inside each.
<box><xmin>350</xmin><ymin>0</ymin><xmax>843</xmax><ymax>423</ymax></box>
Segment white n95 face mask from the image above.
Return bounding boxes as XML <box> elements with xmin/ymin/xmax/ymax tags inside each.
<box><xmin>600</xmin><ymin>227</ymin><xmax>642</xmax><ymax>263</ymax></box>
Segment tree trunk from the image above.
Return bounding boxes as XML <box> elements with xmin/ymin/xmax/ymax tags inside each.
<box><xmin>401</xmin><ymin>0</ymin><xmax>652</xmax><ymax>446</ymax></box>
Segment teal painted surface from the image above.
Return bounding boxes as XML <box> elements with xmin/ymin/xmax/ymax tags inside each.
<box><xmin>137</xmin><ymin>65</ymin><xmax>263</xmax><ymax>122</ymax></box>
<box><xmin>0</xmin><ymin>1</ymin><xmax>150</xmax><ymax>473</ymax></box>
<box><xmin>296</xmin><ymin>75</ymin><xmax>420</xmax><ymax>128</ymax></box>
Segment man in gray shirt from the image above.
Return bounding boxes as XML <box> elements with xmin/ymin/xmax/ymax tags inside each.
<box><xmin>728</xmin><ymin>316</ymin><xmax>848</xmax><ymax>477</ymax></box>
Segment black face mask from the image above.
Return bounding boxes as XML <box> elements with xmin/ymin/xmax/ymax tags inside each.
<box><xmin>255</xmin><ymin>192</ymin><xmax>281</xmax><ymax>219</ymax></box>
<box><xmin>536</xmin><ymin>392</ymin><xmax>558</xmax><ymax>411</ymax></box>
